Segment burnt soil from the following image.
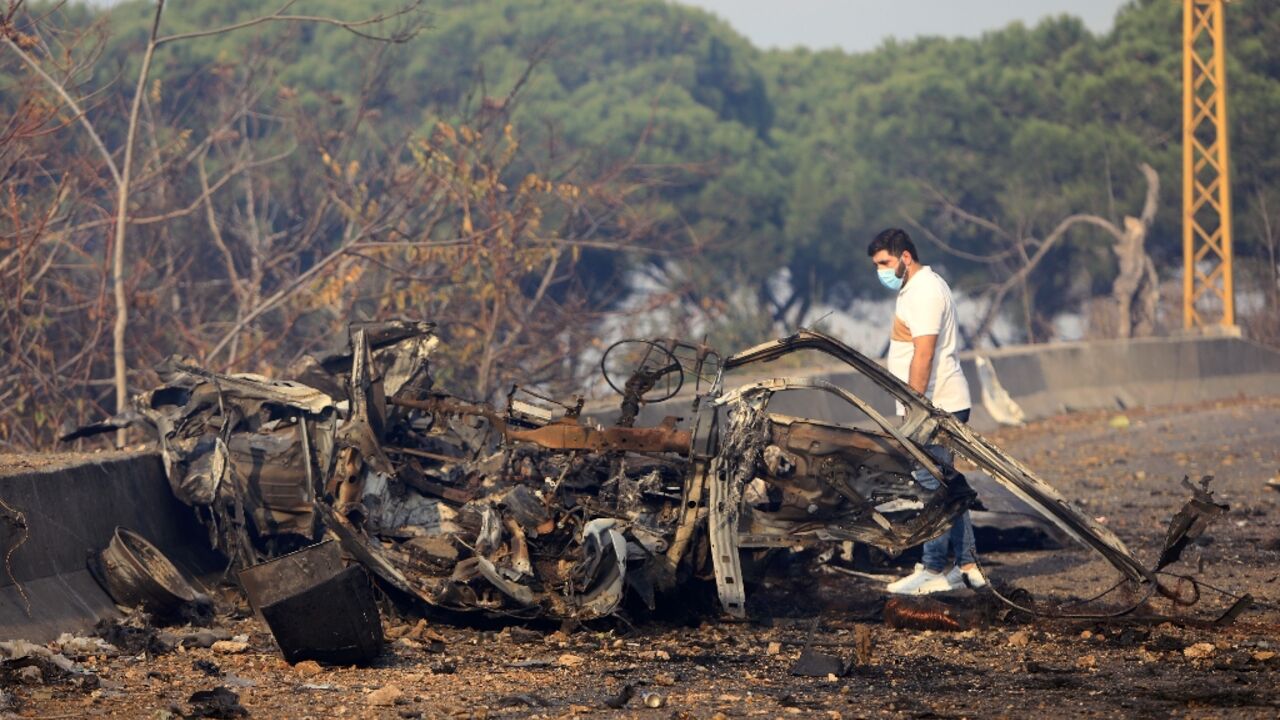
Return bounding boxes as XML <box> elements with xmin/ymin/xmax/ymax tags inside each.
<box><xmin>6</xmin><ymin>397</ymin><xmax>1280</xmax><ymax>719</ymax></box>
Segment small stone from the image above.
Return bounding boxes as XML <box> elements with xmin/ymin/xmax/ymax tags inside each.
<box><xmin>367</xmin><ymin>684</ymin><xmax>403</xmax><ymax>706</ymax></box>
<box><xmin>1076</xmin><ymin>654</ymin><xmax>1097</xmax><ymax>670</ymax></box>
<box><xmin>384</xmin><ymin>624</ymin><xmax>412</xmax><ymax>639</ymax></box>
<box><xmin>192</xmin><ymin>659</ymin><xmax>221</xmax><ymax>677</ymax></box>
<box><xmin>653</xmin><ymin>673</ymin><xmax>677</xmax><ymax>686</ymax></box>
<box><xmin>1252</xmin><ymin>651</ymin><xmax>1275</xmax><ymax>662</ymax></box>
<box><xmin>1007</xmin><ymin>630</ymin><xmax>1031</xmax><ymax>648</ymax></box>
<box><xmin>639</xmin><ymin>649</ymin><xmax>670</xmax><ymax>661</ymax></box>
<box><xmin>506</xmin><ymin>627</ymin><xmax>543</xmax><ymax>645</ymax></box>
<box><xmin>1080</xmin><ymin>630</ymin><xmax>1093</xmax><ymax>640</ymax></box>
<box><xmin>641</xmin><ymin>691</ymin><xmax>664</xmax><ymax>708</ymax></box>
<box><xmin>211</xmin><ymin>640</ymin><xmax>248</xmax><ymax>654</ymax></box>
<box><xmin>394</xmin><ymin>638</ymin><xmax>423</xmax><ymax>651</ymax></box>
<box><xmin>220</xmin><ymin>673</ymin><xmax>256</xmax><ymax>689</ymax></box>
<box><xmin>294</xmin><ymin>660</ymin><xmax>324</xmax><ymax>677</ymax></box>
<box><xmin>766</xmin><ymin>642</ymin><xmax>782</xmax><ymax>656</ymax></box>
<box><xmin>182</xmin><ymin>630</ymin><xmax>222</xmax><ymax>649</ymax></box>
<box><xmin>826</xmin><ymin>673</ymin><xmax>839</xmax><ymax>682</ymax></box>
<box><xmin>1183</xmin><ymin>642</ymin><xmax>1216</xmax><ymax>660</ymax></box>
<box><xmin>17</xmin><ymin>665</ymin><xmax>42</xmax><ymax>684</ymax></box>
<box><xmin>556</xmin><ymin>653</ymin><xmax>584</xmax><ymax>667</ymax></box>
<box><xmin>717</xmin><ymin>694</ymin><xmax>742</xmax><ymax>702</ymax></box>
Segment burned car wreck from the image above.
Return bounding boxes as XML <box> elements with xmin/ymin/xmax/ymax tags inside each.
<box><xmin>69</xmin><ymin>322</ymin><xmax>1214</xmax><ymax>626</ymax></box>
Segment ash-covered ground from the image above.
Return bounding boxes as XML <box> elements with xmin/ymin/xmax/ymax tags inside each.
<box><xmin>7</xmin><ymin>397</ymin><xmax>1279</xmax><ymax>719</ymax></box>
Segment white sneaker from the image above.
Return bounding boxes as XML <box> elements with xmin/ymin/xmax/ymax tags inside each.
<box><xmin>886</xmin><ymin>565</ymin><xmax>958</xmax><ymax>595</ymax></box>
<box><xmin>885</xmin><ymin>563</ymin><xmax>924</xmax><ymax>593</ymax></box>
<box><xmin>959</xmin><ymin>565</ymin><xmax>987</xmax><ymax>589</ymax></box>
<box><xmin>944</xmin><ymin>566</ymin><xmax>964</xmax><ymax>588</ymax></box>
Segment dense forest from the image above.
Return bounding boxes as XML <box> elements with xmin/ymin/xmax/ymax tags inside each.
<box><xmin>2</xmin><ymin>0</ymin><xmax>1278</xmax><ymax>448</ymax></box>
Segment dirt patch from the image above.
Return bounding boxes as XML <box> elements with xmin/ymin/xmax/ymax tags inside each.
<box><xmin>0</xmin><ymin>449</ymin><xmax>150</xmax><ymax>478</ymax></box>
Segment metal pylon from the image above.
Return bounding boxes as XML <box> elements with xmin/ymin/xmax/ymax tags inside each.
<box><xmin>1183</xmin><ymin>0</ymin><xmax>1235</xmax><ymax>329</ymax></box>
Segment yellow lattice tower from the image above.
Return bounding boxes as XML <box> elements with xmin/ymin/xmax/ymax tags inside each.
<box><xmin>1183</xmin><ymin>0</ymin><xmax>1235</xmax><ymax>329</ymax></box>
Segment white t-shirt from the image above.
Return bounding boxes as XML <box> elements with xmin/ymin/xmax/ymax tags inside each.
<box><xmin>886</xmin><ymin>266</ymin><xmax>971</xmax><ymax>414</ymax></box>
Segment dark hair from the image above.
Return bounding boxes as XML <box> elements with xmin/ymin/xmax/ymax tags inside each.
<box><xmin>867</xmin><ymin>228</ymin><xmax>921</xmax><ymax>263</ymax></box>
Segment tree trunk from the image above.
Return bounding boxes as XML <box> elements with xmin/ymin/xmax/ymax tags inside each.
<box><xmin>112</xmin><ymin>0</ymin><xmax>167</xmax><ymax>447</ymax></box>
<box><xmin>1109</xmin><ymin>164</ymin><xmax>1160</xmax><ymax>339</ymax></box>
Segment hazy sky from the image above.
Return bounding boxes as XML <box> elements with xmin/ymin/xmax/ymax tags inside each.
<box><xmin>674</xmin><ymin>0</ymin><xmax>1130</xmax><ymax>53</ymax></box>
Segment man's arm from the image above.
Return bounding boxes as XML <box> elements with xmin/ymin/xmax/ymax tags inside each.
<box><xmin>908</xmin><ymin>334</ymin><xmax>938</xmax><ymax>395</ymax></box>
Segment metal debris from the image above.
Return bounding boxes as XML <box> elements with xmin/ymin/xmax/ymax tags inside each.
<box><xmin>604</xmin><ymin>684</ymin><xmax>636</xmax><ymax>709</ymax></box>
<box><xmin>186</xmin><ymin>686</ymin><xmax>249</xmax><ymax>718</ymax></box>
<box><xmin>66</xmin><ymin>324</ymin><xmax>1227</xmax><ymax>624</ymax></box>
<box><xmin>239</xmin><ymin>541</ymin><xmax>383</xmax><ymax>666</ymax></box>
<box><xmin>0</xmin><ymin>639</ymin><xmax>97</xmax><ymax>690</ymax></box>
<box><xmin>93</xmin><ymin>614</ymin><xmax>175</xmax><ymax>656</ymax></box>
<box><xmin>92</xmin><ymin>527</ymin><xmax>206</xmax><ymax>619</ymax></box>
<box><xmin>1156</xmin><ymin>475</ymin><xmax>1227</xmax><ymax>571</ymax></box>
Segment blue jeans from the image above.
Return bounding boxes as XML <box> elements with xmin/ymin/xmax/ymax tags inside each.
<box><xmin>912</xmin><ymin>409</ymin><xmax>976</xmax><ymax>572</ymax></box>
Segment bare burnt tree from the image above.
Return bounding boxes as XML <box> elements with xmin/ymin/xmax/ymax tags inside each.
<box><xmin>906</xmin><ymin>163</ymin><xmax>1162</xmax><ymax>346</ymax></box>
<box><xmin>0</xmin><ymin>4</ymin><xmax>672</xmax><ymax>448</ymax></box>
<box><xmin>1</xmin><ymin>4</ymin><xmax>117</xmax><ymax>448</ymax></box>
<box><xmin>2</xmin><ymin>0</ymin><xmax>428</xmax><ymax>447</ymax></box>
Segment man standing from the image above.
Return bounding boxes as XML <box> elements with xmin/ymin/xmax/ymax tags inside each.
<box><xmin>867</xmin><ymin>228</ymin><xmax>985</xmax><ymax>595</ymax></box>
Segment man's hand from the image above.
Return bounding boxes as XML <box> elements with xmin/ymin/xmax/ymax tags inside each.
<box><xmin>908</xmin><ymin>334</ymin><xmax>938</xmax><ymax>395</ymax></box>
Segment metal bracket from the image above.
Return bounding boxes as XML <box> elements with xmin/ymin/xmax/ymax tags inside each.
<box><xmin>708</xmin><ymin>455</ymin><xmax>746</xmax><ymax>617</ymax></box>
<box><xmin>660</xmin><ymin>404</ymin><xmax>718</xmax><ymax>587</ymax></box>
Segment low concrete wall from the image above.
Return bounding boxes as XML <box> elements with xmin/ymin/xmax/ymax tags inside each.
<box><xmin>963</xmin><ymin>335</ymin><xmax>1280</xmax><ymax>427</ymax></box>
<box><xmin>613</xmin><ymin>335</ymin><xmax>1280</xmax><ymax>431</ymax></box>
<box><xmin>0</xmin><ymin>452</ymin><xmax>218</xmax><ymax>642</ymax></box>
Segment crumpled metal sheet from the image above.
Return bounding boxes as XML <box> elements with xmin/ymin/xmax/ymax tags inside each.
<box><xmin>723</xmin><ymin>331</ymin><xmax>1153</xmax><ymax>584</ymax></box>
<box><xmin>1156</xmin><ymin>475</ymin><xmax>1227</xmax><ymax>571</ymax></box>
<box><xmin>573</xmin><ymin>519</ymin><xmax>629</xmax><ymax>618</ymax></box>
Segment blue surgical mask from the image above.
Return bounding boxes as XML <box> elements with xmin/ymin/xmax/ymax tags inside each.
<box><xmin>877</xmin><ymin>267</ymin><xmax>903</xmax><ymax>291</ymax></box>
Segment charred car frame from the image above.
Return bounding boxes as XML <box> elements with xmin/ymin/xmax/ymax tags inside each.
<box><xmin>69</xmin><ymin>322</ymin><xmax>1208</xmax><ymax>623</ymax></box>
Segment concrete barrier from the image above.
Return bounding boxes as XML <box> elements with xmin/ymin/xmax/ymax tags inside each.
<box><xmin>962</xmin><ymin>335</ymin><xmax>1280</xmax><ymax>427</ymax></box>
<box><xmin>0</xmin><ymin>452</ymin><xmax>219</xmax><ymax>642</ymax></box>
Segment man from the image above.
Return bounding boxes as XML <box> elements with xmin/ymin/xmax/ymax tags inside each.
<box><xmin>867</xmin><ymin>228</ymin><xmax>985</xmax><ymax>595</ymax></box>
